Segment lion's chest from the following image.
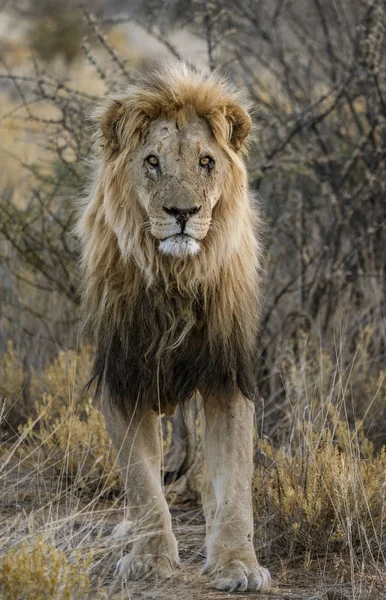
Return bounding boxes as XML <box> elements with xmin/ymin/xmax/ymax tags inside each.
<box><xmin>93</xmin><ymin>287</ymin><xmax>255</xmax><ymax>412</ymax></box>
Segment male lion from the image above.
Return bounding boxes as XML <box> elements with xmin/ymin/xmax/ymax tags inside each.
<box><xmin>77</xmin><ymin>62</ymin><xmax>271</xmax><ymax>593</ymax></box>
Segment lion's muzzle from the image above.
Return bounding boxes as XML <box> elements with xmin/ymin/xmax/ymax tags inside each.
<box><xmin>162</xmin><ymin>205</ymin><xmax>202</xmax><ymax>234</ymax></box>
<box><xmin>158</xmin><ymin>205</ymin><xmax>203</xmax><ymax>256</ymax></box>
<box><xmin>150</xmin><ymin>200</ymin><xmax>210</xmax><ymax>256</ymax></box>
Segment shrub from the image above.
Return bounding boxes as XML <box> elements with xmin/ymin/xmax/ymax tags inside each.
<box><xmin>16</xmin><ymin>347</ymin><xmax>121</xmax><ymax>494</ymax></box>
<box><xmin>28</xmin><ymin>10</ymin><xmax>83</xmax><ymax>65</ymax></box>
<box><xmin>253</xmin><ymin>404</ymin><xmax>386</xmax><ymax>570</ymax></box>
<box><xmin>18</xmin><ymin>394</ymin><xmax>121</xmax><ymax>494</ymax></box>
<box><xmin>0</xmin><ymin>537</ymin><xmax>91</xmax><ymax>600</ymax></box>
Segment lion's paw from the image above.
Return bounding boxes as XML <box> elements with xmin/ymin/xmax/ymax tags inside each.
<box><xmin>116</xmin><ymin>552</ymin><xmax>178</xmax><ymax>581</ymax></box>
<box><xmin>203</xmin><ymin>559</ymin><xmax>271</xmax><ymax>593</ymax></box>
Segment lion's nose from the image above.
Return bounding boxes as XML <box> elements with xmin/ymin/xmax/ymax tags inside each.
<box><xmin>163</xmin><ymin>205</ymin><xmax>201</xmax><ymax>232</ymax></box>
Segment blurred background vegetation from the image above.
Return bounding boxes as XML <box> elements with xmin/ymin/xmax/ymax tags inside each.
<box><xmin>1</xmin><ymin>0</ymin><xmax>384</xmax><ymax>446</ymax></box>
<box><xmin>0</xmin><ymin>1</ymin><xmax>385</xmax><ymax>593</ymax></box>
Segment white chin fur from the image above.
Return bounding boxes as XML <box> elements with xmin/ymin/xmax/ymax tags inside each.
<box><xmin>159</xmin><ymin>235</ymin><xmax>200</xmax><ymax>257</ymax></box>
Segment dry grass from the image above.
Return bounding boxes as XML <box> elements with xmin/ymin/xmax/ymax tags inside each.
<box><xmin>0</xmin><ymin>335</ymin><xmax>385</xmax><ymax>598</ymax></box>
<box><xmin>0</xmin><ymin>538</ymin><xmax>91</xmax><ymax>600</ymax></box>
<box><xmin>0</xmin><ymin>5</ymin><xmax>385</xmax><ymax>598</ymax></box>
<box><xmin>1</xmin><ymin>343</ymin><xmax>120</xmax><ymax>494</ymax></box>
<box><xmin>252</xmin><ymin>330</ymin><xmax>386</xmax><ymax>597</ymax></box>
<box><xmin>254</xmin><ymin>412</ymin><xmax>385</xmax><ymax>565</ymax></box>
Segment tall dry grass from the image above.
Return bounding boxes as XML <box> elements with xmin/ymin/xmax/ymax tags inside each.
<box><xmin>0</xmin><ymin>3</ymin><xmax>385</xmax><ymax>597</ymax></box>
<box><xmin>0</xmin><ymin>334</ymin><xmax>384</xmax><ymax>597</ymax></box>
<box><xmin>253</xmin><ymin>329</ymin><xmax>385</xmax><ymax>597</ymax></box>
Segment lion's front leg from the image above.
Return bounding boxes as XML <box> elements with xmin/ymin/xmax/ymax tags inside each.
<box><xmin>101</xmin><ymin>397</ymin><xmax>179</xmax><ymax>581</ymax></box>
<box><xmin>201</xmin><ymin>391</ymin><xmax>271</xmax><ymax>592</ymax></box>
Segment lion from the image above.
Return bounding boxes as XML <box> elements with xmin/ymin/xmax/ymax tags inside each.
<box><xmin>77</xmin><ymin>62</ymin><xmax>271</xmax><ymax>593</ymax></box>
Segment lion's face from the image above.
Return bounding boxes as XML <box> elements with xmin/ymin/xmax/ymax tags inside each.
<box><xmin>95</xmin><ymin>65</ymin><xmax>253</xmax><ymax>266</ymax></box>
<box><xmin>131</xmin><ymin>116</ymin><xmax>228</xmax><ymax>257</ymax></box>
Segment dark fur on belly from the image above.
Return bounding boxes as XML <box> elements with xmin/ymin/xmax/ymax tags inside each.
<box><xmin>90</xmin><ymin>283</ymin><xmax>258</xmax><ymax>414</ymax></box>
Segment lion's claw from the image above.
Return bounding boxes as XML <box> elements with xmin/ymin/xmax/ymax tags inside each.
<box><xmin>203</xmin><ymin>559</ymin><xmax>271</xmax><ymax>592</ymax></box>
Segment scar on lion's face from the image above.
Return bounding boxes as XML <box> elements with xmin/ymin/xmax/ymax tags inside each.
<box><xmin>130</xmin><ymin>116</ymin><xmax>229</xmax><ymax>257</ymax></box>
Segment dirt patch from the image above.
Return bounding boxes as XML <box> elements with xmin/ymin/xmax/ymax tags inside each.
<box><xmin>103</xmin><ymin>506</ymin><xmax>384</xmax><ymax>600</ymax></box>
<box><xmin>0</xmin><ymin>468</ymin><xmax>384</xmax><ymax>600</ymax></box>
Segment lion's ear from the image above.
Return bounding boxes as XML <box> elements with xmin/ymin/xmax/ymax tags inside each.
<box><xmin>99</xmin><ymin>99</ymin><xmax>125</xmax><ymax>152</ymax></box>
<box><xmin>225</xmin><ymin>103</ymin><xmax>252</xmax><ymax>152</ymax></box>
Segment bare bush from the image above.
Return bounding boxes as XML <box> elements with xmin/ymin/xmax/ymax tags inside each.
<box><xmin>0</xmin><ymin>4</ymin><xmax>385</xmax><ymax>592</ymax></box>
<box><xmin>0</xmin><ymin>1</ymin><xmax>385</xmax><ymax>442</ymax></box>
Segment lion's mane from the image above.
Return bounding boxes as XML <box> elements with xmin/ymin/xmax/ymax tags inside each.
<box><xmin>77</xmin><ymin>63</ymin><xmax>263</xmax><ymax>413</ymax></box>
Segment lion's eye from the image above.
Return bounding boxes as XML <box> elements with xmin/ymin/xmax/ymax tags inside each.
<box><xmin>199</xmin><ymin>156</ymin><xmax>214</xmax><ymax>169</ymax></box>
<box><xmin>146</xmin><ymin>155</ymin><xmax>159</xmax><ymax>167</ymax></box>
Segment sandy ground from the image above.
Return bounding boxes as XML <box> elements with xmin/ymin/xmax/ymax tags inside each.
<box><xmin>1</xmin><ymin>467</ymin><xmax>384</xmax><ymax>600</ymax></box>
<box><xmin>103</xmin><ymin>506</ymin><xmax>384</xmax><ymax>600</ymax></box>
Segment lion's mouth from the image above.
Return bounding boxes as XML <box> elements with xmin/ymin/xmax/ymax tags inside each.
<box><xmin>158</xmin><ymin>234</ymin><xmax>200</xmax><ymax>257</ymax></box>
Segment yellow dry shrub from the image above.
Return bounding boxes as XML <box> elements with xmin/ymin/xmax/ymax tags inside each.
<box><xmin>19</xmin><ymin>394</ymin><xmax>120</xmax><ymax>493</ymax></box>
<box><xmin>253</xmin><ymin>408</ymin><xmax>386</xmax><ymax>565</ymax></box>
<box><xmin>29</xmin><ymin>346</ymin><xmax>94</xmax><ymax>415</ymax></box>
<box><xmin>0</xmin><ymin>537</ymin><xmax>91</xmax><ymax>600</ymax></box>
<box><xmin>12</xmin><ymin>346</ymin><xmax>120</xmax><ymax>493</ymax></box>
